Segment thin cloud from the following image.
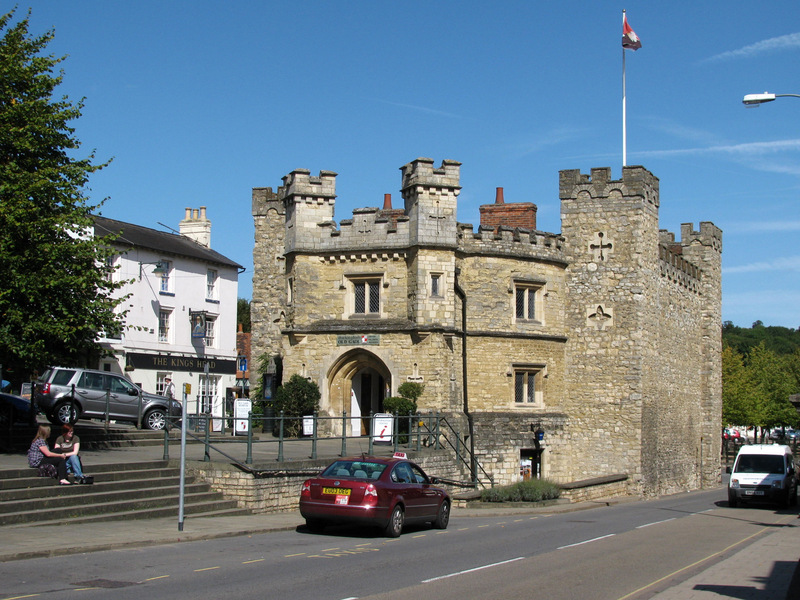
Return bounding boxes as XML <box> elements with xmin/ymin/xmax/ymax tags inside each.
<box><xmin>635</xmin><ymin>139</ymin><xmax>800</xmax><ymax>176</ymax></box>
<box><xmin>723</xmin><ymin>255</ymin><xmax>800</xmax><ymax>274</ymax></box>
<box><xmin>724</xmin><ymin>221</ymin><xmax>800</xmax><ymax>234</ymax></box>
<box><xmin>508</xmin><ymin>127</ymin><xmax>589</xmax><ymax>158</ymax></box>
<box><xmin>702</xmin><ymin>32</ymin><xmax>800</xmax><ymax>63</ymax></box>
<box><xmin>377</xmin><ymin>99</ymin><xmax>461</xmax><ymax>119</ymax></box>
<box><xmin>641</xmin><ymin>117</ymin><xmax>723</xmax><ymax>146</ymax></box>
<box><xmin>639</xmin><ymin>139</ymin><xmax>800</xmax><ymax>158</ymax></box>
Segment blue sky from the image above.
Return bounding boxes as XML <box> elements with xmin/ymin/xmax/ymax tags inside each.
<box><xmin>14</xmin><ymin>1</ymin><xmax>800</xmax><ymax>328</ymax></box>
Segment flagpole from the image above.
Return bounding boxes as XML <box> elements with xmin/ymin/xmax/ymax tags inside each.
<box><xmin>622</xmin><ymin>10</ymin><xmax>627</xmax><ymax>167</ymax></box>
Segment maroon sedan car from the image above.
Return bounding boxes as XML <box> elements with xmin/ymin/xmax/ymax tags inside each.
<box><xmin>299</xmin><ymin>453</ymin><xmax>451</xmax><ymax>537</ymax></box>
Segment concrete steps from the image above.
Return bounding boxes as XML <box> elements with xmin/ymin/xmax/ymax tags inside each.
<box><xmin>3</xmin><ymin>418</ymin><xmax>249</xmax><ymax>453</ymax></box>
<box><xmin>0</xmin><ymin>459</ymin><xmax>250</xmax><ymax>527</ymax></box>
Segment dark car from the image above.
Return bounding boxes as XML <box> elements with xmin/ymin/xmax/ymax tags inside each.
<box><xmin>34</xmin><ymin>367</ymin><xmax>181</xmax><ymax>430</ymax></box>
<box><xmin>299</xmin><ymin>453</ymin><xmax>451</xmax><ymax>537</ymax></box>
<box><xmin>0</xmin><ymin>392</ymin><xmax>34</xmax><ymax>426</ymax></box>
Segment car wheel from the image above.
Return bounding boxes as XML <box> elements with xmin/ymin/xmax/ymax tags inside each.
<box><xmin>385</xmin><ymin>505</ymin><xmax>404</xmax><ymax>538</ymax></box>
<box><xmin>51</xmin><ymin>401</ymin><xmax>79</xmax><ymax>425</ymax></box>
<box><xmin>728</xmin><ymin>493</ymin><xmax>738</xmax><ymax>508</ymax></box>
<box><xmin>306</xmin><ymin>519</ymin><xmax>325</xmax><ymax>533</ymax></box>
<box><xmin>433</xmin><ymin>499</ymin><xmax>450</xmax><ymax>529</ymax></box>
<box><xmin>144</xmin><ymin>409</ymin><xmax>166</xmax><ymax>430</ymax></box>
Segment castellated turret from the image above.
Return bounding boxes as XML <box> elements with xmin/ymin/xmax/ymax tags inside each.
<box><xmin>279</xmin><ymin>168</ymin><xmax>337</xmax><ymax>253</ymax></box>
<box><xmin>400</xmin><ymin>157</ymin><xmax>461</xmax><ymax>247</ymax></box>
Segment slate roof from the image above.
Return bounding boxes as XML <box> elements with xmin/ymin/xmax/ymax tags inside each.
<box><xmin>93</xmin><ymin>215</ymin><xmax>243</xmax><ymax>270</ymax></box>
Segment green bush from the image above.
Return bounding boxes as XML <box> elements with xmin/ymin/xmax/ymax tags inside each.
<box><xmin>397</xmin><ymin>382</ymin><xmax>424</xmax><ymax>403</ymax></box>
<box><xmin>383</xmin><ymin>396</ymin><xmax>417</xmax><ymax>416</ymax></box>
<box><xmin>274</xmin><ymin>374</ymin><xmax>320</xmax><ymax>437</ymax></box>
<box><xmin>480</xmin><ymin>479</ymin><xmax>561</xmax><ymax>503</ymax></box>
<box><xmin>383</xmin><ymin>396</ymin><xmax>416</xmax><ymax>443</ymax></box>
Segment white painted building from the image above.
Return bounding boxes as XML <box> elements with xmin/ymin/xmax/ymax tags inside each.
<box><xmin>93</xmin><ymin>208</ymin><xmax>242</xmax><ymax>428</ymax></box>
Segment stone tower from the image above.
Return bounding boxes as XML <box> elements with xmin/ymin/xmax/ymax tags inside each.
<box><xmin>399</xmin><ymin>158</ymin><xmax>461</xmax><ymax>327</ymax></box>
<box><xmin>250</xmin><ymin>186</ymin><xmax>285</xmax><ymax>382</ymax></box>
<box><xmin>559</xmin><ymin>166</ymin><xmax>722</xmax><ymax>495</ymax></box>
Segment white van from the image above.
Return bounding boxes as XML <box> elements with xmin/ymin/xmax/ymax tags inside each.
<box><xmin>728</xmin><ymin>444</ymin><xmax>797</xmax><ymax>508</ymax></box>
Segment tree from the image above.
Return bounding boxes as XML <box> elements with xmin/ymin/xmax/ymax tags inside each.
<box><xmin>274</xmin><ymin>374</ymin><xmax>320</xmax><ymax>436</ymax></box>
<box><xmin>722</xmin><ymin>321</ymin><xmax>800</xmax><ymax>357</ymax></box>
<box><xmin>722</xmin><ymin>345</ymin><xmax>751</xmax><ymax>427</ymax></box>
<box><xmin>237</xmin><ymin>298</ymin><xmax>251</xmax><ymax>332</ymax></box>
<box><xmin>747</xmin><ymin>344</ymin><xmax>798</xmax><ymax>437</ymax></box>
<box><xmin>0</xmin><ymin>10</ymin><xmax>125</xmax><ymax>383</ymax></box>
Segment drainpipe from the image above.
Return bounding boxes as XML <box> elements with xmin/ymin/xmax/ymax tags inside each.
<box><xmin>453</xmin><ymin>268</ymin><xmax>476</xmax><ymax>485</ymax></box>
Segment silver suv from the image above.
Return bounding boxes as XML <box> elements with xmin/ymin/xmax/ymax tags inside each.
<box><xmin>35</xmin><ymin>367</ymin><xmax>181</xmax><ymax>430</ymax></box>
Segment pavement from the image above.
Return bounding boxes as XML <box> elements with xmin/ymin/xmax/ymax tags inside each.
<box><xmin>1</xmin><ymin>429</ymin><xmax>799</xmax><ymax>599</ymax></box>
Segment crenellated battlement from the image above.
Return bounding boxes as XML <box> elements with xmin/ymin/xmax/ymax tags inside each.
<box><xmin>559</xmin><ymin>165</ymin><xmax>660</xmax><ymax>209</ymax></box>
<box><xmin>680</xmin><ymin>222</ymin><xmax>723</xmax><ymax>254</ymax></box>
<box><xmin>457</xmin><ymin>223</ymin><xmax>566</xmax><ymax>262</ymax></box>
<box><xmin>279</xmin><ymin>168</ymin><xmax>337</xmax><ymax>204</ymax></box>
<box><xmin>659</xmin><ymin>244</ymin><xmax>702</xmax><ymax>293</ymax></box>
<box><xmin>400</xmin><ymin>157</ymin><xmax>462</xmax><ymax>193</ymax></box>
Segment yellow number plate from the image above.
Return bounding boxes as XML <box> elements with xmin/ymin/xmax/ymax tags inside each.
<box><xmin>323</xmin><ymin>487</ymin><xmax>351</xmax><ymax>496</ymax></box>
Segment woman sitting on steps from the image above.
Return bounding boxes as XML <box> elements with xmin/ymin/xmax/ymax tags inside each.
<box><xmin>55</xmin><ymin>423</ymin><xmax>86</xmax><ymax>483</ymax></box>
<box><xmin>27</xmin><ymin>425</ymin><xmax>71</xmax><ymax>485</ymax></box>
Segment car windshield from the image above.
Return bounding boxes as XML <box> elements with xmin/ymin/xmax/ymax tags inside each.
<box><xmin>735</xmin><ymin>454</ymin><xmax>785</xmax><ymax>474</ymax></box>
<box><xmin>321</xmin><ymin>461</ymin><xmax>387</xmax><ymax>480</ymax></box>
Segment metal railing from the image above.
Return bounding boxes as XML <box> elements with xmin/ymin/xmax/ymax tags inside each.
<box><xmin>161</xmin><ymin>410</ymin><xmax>490</xmax><ymax>487</ymax></box>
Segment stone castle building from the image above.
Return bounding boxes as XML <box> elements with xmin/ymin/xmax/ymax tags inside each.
<box><xmin>250</xmin><ymin>158</ymin><xmax>722</xmax><ymax>496</ymax></box>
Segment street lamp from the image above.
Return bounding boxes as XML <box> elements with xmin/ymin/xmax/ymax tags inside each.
<box><xmin>138</xmin><ymin>259</ymin><xmax>168</xmax><ymax>279</ymax></box>
<box><xmin>742</xmin><ymin>92</ymin><xmax>800</xmax><ymax>106</ymax></box>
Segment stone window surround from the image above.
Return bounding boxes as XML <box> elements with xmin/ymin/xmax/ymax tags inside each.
<box><xmin>345</xmin><ymin>272</ymin><xmax>384</xmax><ymax>318</ymax></box>
<box><xmin>429</xmin><ymin>272</ymin><xmax>444</xmax><ymax>298</ymax></box>
<box><xmin>511</xmin><ymin>278</ymin><xmax>546</xmax><ymax>325</ymax></box>
<box><xmin>510</xmin><ymin>362</ymin><xmax>547</xmax><ymax>408</ymax></box>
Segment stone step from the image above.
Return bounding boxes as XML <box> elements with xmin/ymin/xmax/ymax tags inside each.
<box><xmin>0</xmin><ymin>489</ymin><xmax>239</xmax><ymax>526</ymax></box>
<box><xmin>0</xmin><ymin>460</ymin><xmax>172</xmax><ymax>486</ymax></box>
<box><xmin>0</xmin><ymin>477</ymin><xmax>206</xmax><ymax>510</ymax></box>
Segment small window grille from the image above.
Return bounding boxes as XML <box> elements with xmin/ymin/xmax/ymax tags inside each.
<box><xmin>514</xmin><ymin>370</ymin><xmax>540</xmax><ymax>404</ymax></box>
<box><xmin>354</xmin><ymin>280</ymin><xmax>380</xmax><ymax>314</ymax></box>
<box><xmin>515</xmin><ymin>286</ymin><xmax>538</xmax><ymax>320</ymax></box>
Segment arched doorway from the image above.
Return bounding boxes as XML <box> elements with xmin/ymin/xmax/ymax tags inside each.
<box><xmin>327</xmin><ymin>350</ymin><xmax>391</xmax><ymax>437</ymax></box>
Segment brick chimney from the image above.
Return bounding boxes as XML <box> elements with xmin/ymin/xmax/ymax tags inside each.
<box><xmin>479</xmin><ymin>188</ymin><xmax>537</xmax><ymax>232</ymax></box>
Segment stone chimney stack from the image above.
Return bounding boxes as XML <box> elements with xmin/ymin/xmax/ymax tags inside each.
<box><xmin>180</xmin><ymin>205</ymin><xmax>212</xmax><ymax>247</ymax></box>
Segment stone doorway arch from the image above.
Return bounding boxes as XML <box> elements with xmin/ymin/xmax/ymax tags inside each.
<box><xmin>327</xmin><ymin>349</ymin><xmax>391</xmax><ymax>437</ymax></box>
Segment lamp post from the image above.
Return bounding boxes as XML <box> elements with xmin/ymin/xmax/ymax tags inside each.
<box><xmin>742</xmin><ymin>92</ymin><xmax>800</xmax><ymax>106</ymax></box>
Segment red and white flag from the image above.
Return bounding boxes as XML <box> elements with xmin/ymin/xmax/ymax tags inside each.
<box><xmin>622</xmin><ymin>13</ymin><xmax>641</xmax><ymax>50</ymax></box>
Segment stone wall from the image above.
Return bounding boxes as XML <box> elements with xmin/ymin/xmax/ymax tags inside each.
<box><xmin>558</xmin><ymin>474</ymin><xmax>631</xmax><ymax>503</ymax></box>
<box><xmin>187</xmin><ymin>451</ymin><xmax>468</xmax><ymax>514</ymax></box>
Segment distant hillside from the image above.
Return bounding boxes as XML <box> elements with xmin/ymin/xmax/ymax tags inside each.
<box><xmin>722</xmin><ymin>321</ymin><xmax>800</xmax><ymax>356</ymax></box>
